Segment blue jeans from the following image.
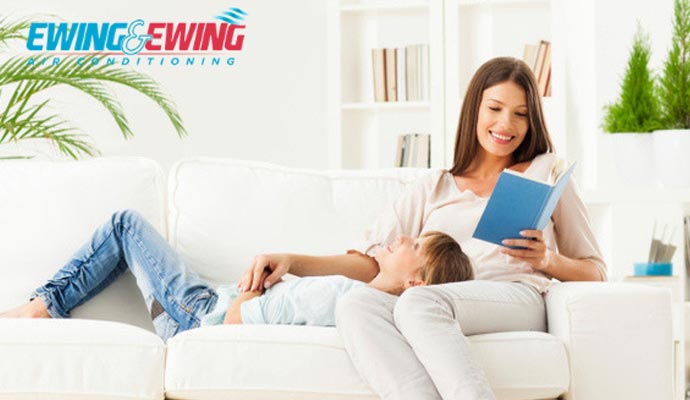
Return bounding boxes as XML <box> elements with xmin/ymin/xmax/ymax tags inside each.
<box><xmin>32</xmin><ymin>209</ymin><xmax>218</xmax><ymax>342</ymax></box>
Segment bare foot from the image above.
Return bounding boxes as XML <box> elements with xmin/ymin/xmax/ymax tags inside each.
<box><xmin>0</xmin><ymin>297</ymin><xmax>51</xmax><ymax>318</ymax></box>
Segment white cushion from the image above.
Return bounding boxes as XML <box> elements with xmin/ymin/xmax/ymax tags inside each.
<box><xmin>472</xmin><ymin>332</ymin><xmax>569</xmax><ymax>400</ymax></box>
<box><xmin>0</xmin><ymin>157</ymin><xmax>165</xmax><ymax>331</ymax></box>
<box><xmin>165</xmin><ymin>325</ymin><xmax>373</xmax><ymax>400</ymax></box>
<box><xmin>546</xmin><ymin>282</ymin><xmax>673</xmax><ymax>400</ymax></box>
<box><xmin>0</xmin><ymin>319</ymin><xmax>165</xmax><ymax>400</ymax></box>
<box><xmin>167</xmin><ymin>157</ymin><xmax>430</xmax><ymax>285</ymax></box>
<box><xmin>165</xmin><ymin>326</ymin><xmax>567</xmax><ymax>400</ymax></box>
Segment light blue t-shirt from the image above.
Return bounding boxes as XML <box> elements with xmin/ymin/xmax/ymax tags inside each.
<box><xmin>201</xmin><ymin>275</ymin><xmax>365</xmax><ymax>327</ymax></box>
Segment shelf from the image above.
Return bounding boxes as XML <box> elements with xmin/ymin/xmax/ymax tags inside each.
<box><xmin>341</xmin><ymin>2</ymin><xmax>429</xmax><ymax>13</ymax></box>
<box><xmin>341</xmin><ymin>101</ymin><xmax>431</xmax><ymax>110</ymax></box>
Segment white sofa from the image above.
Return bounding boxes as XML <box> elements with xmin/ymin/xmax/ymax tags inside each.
<box><xmin>0</xmin><ymin>157</ymin><xmax>674</xmax><ymax>400</ymax></box>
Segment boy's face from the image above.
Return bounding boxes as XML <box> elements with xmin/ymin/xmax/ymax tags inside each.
<box><xmin>375</xmin><ymin>234</ymin><xmax>426</xmax><ymax>286</ymax></box>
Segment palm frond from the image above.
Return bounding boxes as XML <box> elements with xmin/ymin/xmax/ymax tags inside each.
<box><xmin>0</xmin><ymin>155</ymin><xmax>33</xmax><ymax>160</ymax></box>
<box><xmin>0</xmin><ymin>54</ymin><xmax>186</xmax><ymax>138</ymax></box>
<box><xmin>0</xmin><ymin>96</ymin><xmax>98</xmax><ymax>159</ymax></box>
<box><xmin>0</xmin><ymin>14</ymin><xmax>188</xmax><ymax>161</ymax></box>
<box><xmin>0</xmin><ymin>16</ymin><xmax>32</xmax><ymax>46</ymax></box>
<box><xmin>81</xmin><ymin>61</ymin><xmax>187</xmax><ymax>138</ymax></box>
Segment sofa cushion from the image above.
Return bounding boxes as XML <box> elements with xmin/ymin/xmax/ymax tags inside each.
<box><xmin>0</xmin><ymin>319</ymin><xmax>165</xmax><ymax>400</ymax></box>
<box><xmin>167</xmin><ymin>157</ymin><xmax>430</xmax><ymax>285</ymax></box>
<box><xmin>0</xmin><ymin>157</ymin><xmax>165</xmax><ymax>331</ymax></box>
<box><xmin>165</xmin><ymin>326</ymin><xmax>568</xmax><ymax>400</ymax></box>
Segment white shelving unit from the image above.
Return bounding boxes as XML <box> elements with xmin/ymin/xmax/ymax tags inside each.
<box><xmin>329</xmin><ymin>0</ymin><xmax>444</xmax><ymax>169</ymax></box>
<box><xmin>329</xmin><ymin>0</ymin><xmax>565</xmax><ymax>170</ymax></box>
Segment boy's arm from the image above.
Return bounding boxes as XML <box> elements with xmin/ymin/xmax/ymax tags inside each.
<box><xmin>240</xmin><ymin>252</ymin><xmax>379</xmax><ymax>292</ymax></box>
<box><xmin>223</xmin><ymin>290</ymin><xmax>262</xmax><ymax>324</ymax></box>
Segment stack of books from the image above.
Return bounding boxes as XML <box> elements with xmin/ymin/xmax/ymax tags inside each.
<box><xmin>394</xmin><ymin>133</ymin><xmax>430</xmax><ymax>168</ymax></box>
<box><xmin>522</xmin><ymin>40</ymin><xmax>551</xmax><ymax>97</ymax></box>
<box><xmin>372</xmin><ymin>44</ymin><xmax>430</xmax><ymax>103</ymax></box>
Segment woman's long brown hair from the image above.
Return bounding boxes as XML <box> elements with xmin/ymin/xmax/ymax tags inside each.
<box><xmin>448</xmin><ymin>57</ymin><xmax>554</xmax><ymax>176</ymax></box>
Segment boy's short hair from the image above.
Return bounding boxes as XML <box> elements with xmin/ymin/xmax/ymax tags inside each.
<box><xmin>419</xmin><ymin>231</ymin><xmax>473</xmax><ymax>284</ymax></box>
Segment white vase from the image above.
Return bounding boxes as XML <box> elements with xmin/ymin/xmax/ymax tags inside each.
<box><xmin>609</xmin><ymin>133</ymin><xmax>657</xmax><ymax>187</ymax></box>
<box><xmin>653</xmin><ymin>129</ymin><xmax>690</xmax><ymax>188</ymax></box>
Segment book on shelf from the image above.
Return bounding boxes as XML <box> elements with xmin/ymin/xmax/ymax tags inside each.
<box><xmin>522</xmin><ymin>40</ymin><xmax>551</xmax><ymax>96</ymax></box>
<box><xmin>685</xmin><ymin>216</ymin><xmax>690</xmax><ymax>300</ymax></box>
<box><xmin>472</xmin><ymin>159</ymin><xmax>575</xmax><ymax>247</ymax></box>
<box><xmin>544</xmin><ymin>68</ymin><xmax>552</xmax><ymax>97</ymax></box>
<box><xmin>405</xmin><ymin>44</ymin><xmax>418</xmax><ymax>101</ymax></box>
<box><xmin>532</xmin><ymin>41</ymin><xmax>547</xmax><ymax>83</ymax></box>
<box><xmin>395</xmin><ymin>135</ymin><xmax>405</xmax><ymax>168</ymax></box>
<box><xmin>372</xmin><ymin>48</ymin><xmax>386</xmax><ymax>102</ymax></box>
<box><xmin>420</xmin><ymin>44</ymin><xmax>430</xmax><ymax>101</ymax></box>
<box><xmin>522</xmin><ymin>44</ymin><xmax>538</xmax><ymax>72</ymax></box>
<box><xmin>537</xmin><ymin>41</ymin><xmax>551</xmax><ymax>96</ymax></box>
<box><xmin>397</xmin><ymin>46</ymin><xmax>406</xmax><ymax>102</ymax></box>
<box><xmin>395</xmin><ymin>133</ymin><xmax>430</xmax><ymax>168</ymax></box>
<box><xmin>385</xmin><ymin>48</ymin><xmax>398</xmax><ymax>101</ymax></box>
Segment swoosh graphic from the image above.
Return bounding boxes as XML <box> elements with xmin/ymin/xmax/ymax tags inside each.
<box><xmin>214</xmin><ymin>7</ymin><xmax>248</xmax><ymax>25</ymax></box>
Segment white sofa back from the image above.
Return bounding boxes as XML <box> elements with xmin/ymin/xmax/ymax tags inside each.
<box><xmin>0</xmin><ymin>157</ymin><xmax>429</xmax><ymax>331</ymax></box>
<box><xmin>0</xmin><ymin>157</ymin><xmax>165</xmax><ymax>331</ymax></box>
<box><xmin>167</xmin><ymin>158</ymin><xmax>430</xmax><ymax>285</ymax></box>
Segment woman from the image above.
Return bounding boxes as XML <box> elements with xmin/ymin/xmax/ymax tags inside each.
<box><xmin>237</xmin><ymin>56</ymin><xmax>605</xmax><ymax>400</ymax></box>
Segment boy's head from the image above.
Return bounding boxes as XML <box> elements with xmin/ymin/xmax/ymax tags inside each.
<box><xmin>375</xmin><ymin>231</ymin><xmax>473</xmax><ymax>291</ymax></box>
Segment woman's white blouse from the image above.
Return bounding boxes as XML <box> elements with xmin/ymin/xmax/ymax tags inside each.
<box><xmin>353</xmin><ymin>153</ymin><xmax>606</xmax><ymax>293</ymax></box>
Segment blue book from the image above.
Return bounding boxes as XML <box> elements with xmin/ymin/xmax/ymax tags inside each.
<box><xmin>472</xmin><ymin>161</ymin><xmax>575</xmax><ymax>248</ymax></box>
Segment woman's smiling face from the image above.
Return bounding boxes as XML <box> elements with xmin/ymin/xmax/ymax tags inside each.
<box><xmin>475</xmin><ymin>80</ymin><xmax>530</xmax><ymax>159</ymax></box>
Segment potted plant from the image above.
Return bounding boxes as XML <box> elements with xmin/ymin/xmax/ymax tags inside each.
<box><xmin>654</xmin><ymin>0</ymin><xmax>690</xmax><ymax>187</ymax></box>
<box><xmin>602</xmin><ymin>24</ymin><xmax>661</xmax><ymax>186</ymax></box>
<box><xmin>0</xmin><ymin>17</ymin><xmax>186</xmax><ymax>160</ymax></box>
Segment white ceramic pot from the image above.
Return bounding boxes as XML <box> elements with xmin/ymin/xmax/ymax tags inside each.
<box><xmin>653</xmin><ymin>129</ymin><xmax>690</xmax><ymax>188</ymax></box>
<box><xmin>610</xmin><ymin>133</ymin><xmax>657</xmax><ymax>187</ymax></box>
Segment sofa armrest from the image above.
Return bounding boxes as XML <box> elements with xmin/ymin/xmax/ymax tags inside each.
<box><xmin>546</xmin><ymin>282</ymin><xmax>673</xmax><ymax>400</ymax></box>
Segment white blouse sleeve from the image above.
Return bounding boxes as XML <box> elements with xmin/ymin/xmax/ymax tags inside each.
<box><xmin>351</xmin><ymin>171</ymin><xmax>442</xmax><ymax>258</ymax></box>
<box><xmin>551</xmin><ymin>176</ymin><xmax>608</xmax><ymax>280</ymax></box>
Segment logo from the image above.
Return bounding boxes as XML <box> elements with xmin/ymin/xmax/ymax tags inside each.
<box><xmin>25</xmin><ymin>6</ymin><xmax>247</xmax><ymax>67</ymax></box>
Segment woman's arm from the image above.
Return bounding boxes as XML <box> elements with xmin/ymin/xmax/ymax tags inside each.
<box><xmin>501</xmin><ymin>229</ymin><xmax>604</xmax><ymax>281</ymax></box>
<box><xmin>542</xmin><ymin>252</ymin><xmax>603</xmax><ymax>281</ymax></box>
<box><xmin>238</xmin><ymin>251</ymin><xmax>379</xmax><ymax>292</ymax></box>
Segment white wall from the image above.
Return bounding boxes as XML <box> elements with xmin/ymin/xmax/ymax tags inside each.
<box><xmin>0</xmin><ymin>0</ymin><xmax>329</xmax><ymax>171</ymax></box>
<box><xmin>1</xmin><ymin>0</ymin><xmax>676</xmax><ymax>178</ymax></box>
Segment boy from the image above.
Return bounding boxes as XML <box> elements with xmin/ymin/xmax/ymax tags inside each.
<box><xmin>201</xmin><ymin>231</ymin><xmax>473</xmax><ymax>327</ymax></box>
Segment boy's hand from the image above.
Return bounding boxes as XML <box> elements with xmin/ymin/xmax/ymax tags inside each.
<box><xmin>238</xmin><ymin>254</ymin><xmax>290</xmax><ymax>292</ymax></box>
<box><xmin>223</xmin><ymin>289</ymin><xmax>263</xmax><ymax>324</ymax></box>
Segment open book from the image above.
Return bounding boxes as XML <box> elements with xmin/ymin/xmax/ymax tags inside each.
<box><xmin>472</xmin><ymin>159</ymin><xmax>575</xmax><ymax>248</ymax></box>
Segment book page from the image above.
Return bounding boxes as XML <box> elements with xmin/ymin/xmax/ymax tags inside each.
<box><xmin>549</xmin><ymin>157</ymin><xmax>569</xmax><ymax>185</ymax></box>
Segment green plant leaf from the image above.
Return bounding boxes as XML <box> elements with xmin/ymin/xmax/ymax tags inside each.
<box><xmin>658</xmin><ymin>0</ymin><xmax>690</xmax><ymax>129</ymax></box>
<box><xmin>0</xmin><ymin>16</ymin><xmax>32</xmax><ymax>47</ymax></box>
<box><xmin>0</xmin><ymin>92</ymin><xmax>98</xmax><ymax>159</ymax></box>
<box><xmin>602</xmin><ymin>23</ymin><xmax>661</xmax><ymax>133</ymax></box>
